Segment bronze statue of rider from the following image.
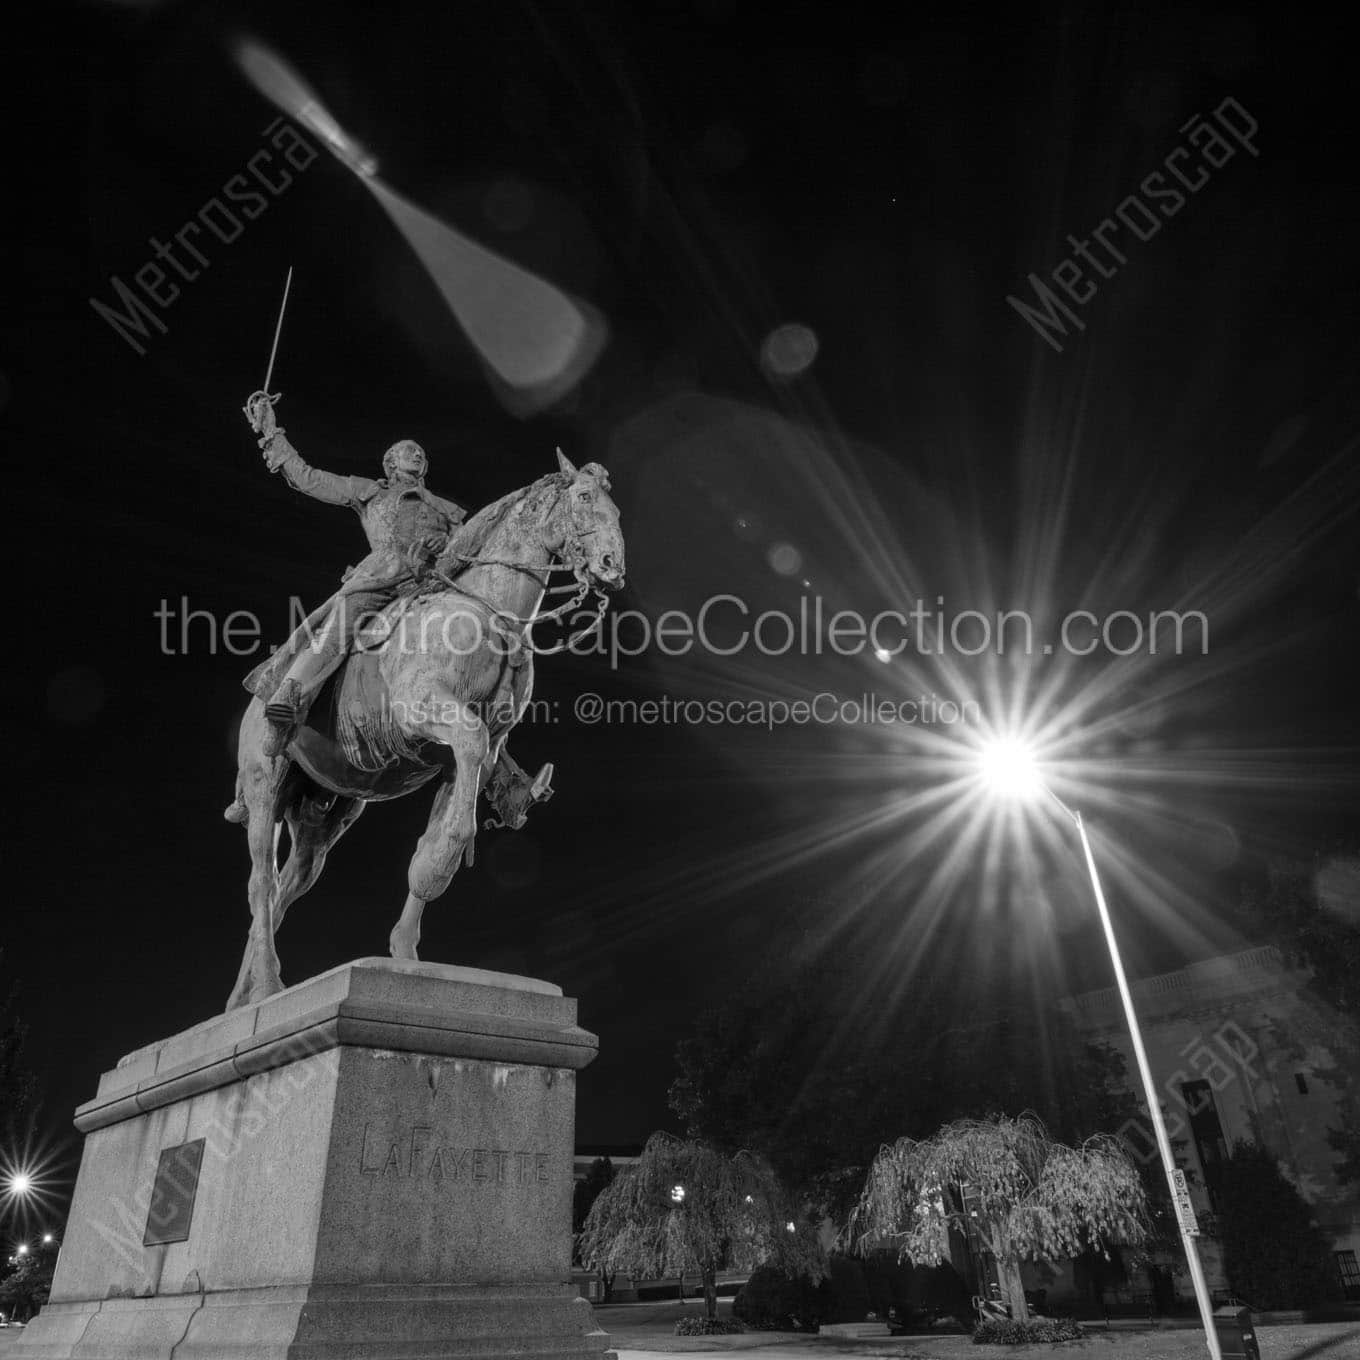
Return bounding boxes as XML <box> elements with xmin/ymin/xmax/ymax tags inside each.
<box><xmin>242</xmin><ymin>390</ymin><xmax>468</xmax><ymax>759</ymax></box>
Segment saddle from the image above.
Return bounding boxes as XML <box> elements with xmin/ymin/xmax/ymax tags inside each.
<box><xmin>277</xmin><ymin>651</ymin><xmax>440</xmax><ymax>801</ymax></box>
<box><xmin>243</xmin><ymin>592</ymin><xmax>421</xmax><ymax>703</ymax></box>
<box><xmin>331</xmin><ymin>647</ymin><xmax>422</xmax><ymax>774</ymax></box>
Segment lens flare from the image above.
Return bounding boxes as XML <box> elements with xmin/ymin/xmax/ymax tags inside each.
<box><xmin>365</xmin><ymin>178</ymin><xmax>606</xmax><ymax>408</ymax></box>
<box><xmin>236</xmin><ymin>39</ymin><xmax>378</xmax><ymax>178</ymax></box>
<box><xmin>233</xmin><ymin>37</ymin><xmax>607</xmax><ymax>411</ymax></box>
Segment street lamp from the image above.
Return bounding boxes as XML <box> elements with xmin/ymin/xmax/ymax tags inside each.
<box><xmin>4</xmin><ymin>1171</ymin><xmax>34</xmax><ymax>1199</ymax></box>
<box><xmin>977</xmin><ymin>737</ymin><xmax>1222</xmax><ymax>1360</ymax></box>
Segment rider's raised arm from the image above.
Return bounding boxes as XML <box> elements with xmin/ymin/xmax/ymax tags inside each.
<box><xmin>245</xmin><ymin>392</ymin><xmax>377</xmax><ymax>508</ymax></box>
<box><xmin>263</xmin><ymin>431</ymin><xmax>377</xmax><ymax>507</ymax></box>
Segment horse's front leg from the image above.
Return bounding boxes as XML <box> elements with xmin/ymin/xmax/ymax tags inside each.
<box><xmin>390</xmin><ymin>699</ymin><xmax>490</xmax><ymax>960</ymax></box>
<box><xmin>226</xmin><ymin>708</ymin><xmax>286</xmax><ymax>1009</ymax></box>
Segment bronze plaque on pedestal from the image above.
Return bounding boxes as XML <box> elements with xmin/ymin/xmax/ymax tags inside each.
<box><xmin>143</xmin><ymin>1138</ymin><xmax>205</xmax><ymax>1246</ymax></box>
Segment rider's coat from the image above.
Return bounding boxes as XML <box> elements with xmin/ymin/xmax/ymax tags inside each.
<box><xmin>270</xmin><ymin>436</ymin><xmax>468</xmax><ymax>592</ymax></box>
<box><xmin>244</xmin><ymin>434</ymin><xmax>469</xmax><ymax>700</ymax></box>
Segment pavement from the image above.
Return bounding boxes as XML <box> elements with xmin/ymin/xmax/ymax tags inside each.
<box><xmin>604</xmin><ymin>1327</ymin><xmax>1360</xmax><ymax>1360</ymax></box>
<box><xmin>594</xmin><ymin>1298</ymin><xmax>1360</xmax><ymax>1360</ymax></box>
<box><xmin>3</xmin><ymin>1305</ymin><xmax>1356</xmax><ymax>1360</ymax></box>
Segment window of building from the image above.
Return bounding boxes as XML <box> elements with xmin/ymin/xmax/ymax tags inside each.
<box><xmin>1295</xmin><ymin>1072</ymin><xmax>1310</xmax><ymax>1095</ymax></box>
<box><xmin>1337</xmin><ymin>1249</ymin><xmax>1360</xmax><ymax>1301</ymax></box>
<box><xmin>1181</xmin><ymin>1080</ymin><xmax>1229</xmax><ymax>1210</ymax></box>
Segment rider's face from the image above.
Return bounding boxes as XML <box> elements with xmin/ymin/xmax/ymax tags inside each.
<box><xmin>390</xmin><ymin>446</ymin><xmax>427</xmax><ymax>481</ymax></box>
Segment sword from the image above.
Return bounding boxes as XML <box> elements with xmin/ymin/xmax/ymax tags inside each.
<box><xmin>244</xmin><ymin>267</ymin><xmax>294</xmax><ymax>444</ymax></box>
<box><xmin>262</xmin><ymin>265</ymin><xmax>293</xmax><ymax>393</ymax></box>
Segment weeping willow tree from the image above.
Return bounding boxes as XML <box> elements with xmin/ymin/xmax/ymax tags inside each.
<box><xmin>578</xmin><ymin>1132</ymin><xmax>826</xmax><ymax>1319</ymax></box>
<box><xmin>846</xmin><ymin>1114</ymin><xmax>1148</xmax><ymax>1322</ymax></box>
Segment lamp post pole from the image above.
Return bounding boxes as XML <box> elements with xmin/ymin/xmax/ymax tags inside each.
<box><xmin>1043</xmin><ymin>787</ymin><xmax>1221</xmax><ymax>1360</ymax></box>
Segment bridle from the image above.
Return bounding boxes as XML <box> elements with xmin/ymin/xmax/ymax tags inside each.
<box><xmin>430</xmin><ymin>477</ymin><xmax>615</xmax><ymax>655</ymax></box>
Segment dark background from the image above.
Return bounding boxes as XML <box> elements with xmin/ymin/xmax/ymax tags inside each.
<box><xmin>5</xmin><ymin>0</ymin><xmax>1360</xmax><ymax>1211</ymax></box>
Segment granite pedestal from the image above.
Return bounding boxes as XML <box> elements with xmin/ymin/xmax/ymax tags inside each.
<box><xmin>17</xmin><ymin>958</ymin><xmax>614</xmax><ymax>1360</ymax></box>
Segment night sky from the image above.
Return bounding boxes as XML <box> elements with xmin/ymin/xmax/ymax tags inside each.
<box><xmin>8</xmin><ymin>0</ymin><xmax>1360</xmax><ymax>1213</ymax></box>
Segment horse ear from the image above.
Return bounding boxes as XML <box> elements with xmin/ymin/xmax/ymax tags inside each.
<box><xmin>555</xmin><ymin>447</ymin><xmax>578</xmax><ymax>477</ymax></box>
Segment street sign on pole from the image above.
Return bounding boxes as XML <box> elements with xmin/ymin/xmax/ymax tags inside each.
<box><xmin>1172</xmin><ymin>1168</ymin><xmax>1201</xmax><ymax>1237</ymax></box>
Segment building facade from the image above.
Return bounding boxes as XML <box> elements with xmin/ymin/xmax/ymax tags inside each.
<box><xmin>1061</xmin><ymin>945</ymin><xmax>1360</xmax><ymax>1306</ymax></box>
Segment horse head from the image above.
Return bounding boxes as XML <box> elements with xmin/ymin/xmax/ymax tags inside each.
<box><xmin>546</xmin><ymin>448</ymin><xmax>625</xmax><ymax>590</ymax></box>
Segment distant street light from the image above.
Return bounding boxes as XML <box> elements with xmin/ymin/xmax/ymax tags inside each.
<box><xmin>977</xmin><ymin>737</ymin><xmax>1222</xmax><ymax>1360</ymax></box>
<box><xmin>42</xmin><ymin>1233</ymin><xmax>54</xmax><ymax>1245</ymax></box>
<box><xmin>4</xmin><ymin>1171</ymin><xmax>34</xmax><ymax>1199</ymax></box>
<box><xmin>15</xmin><ymin>1243</ymin><xmax>28</xmax><ymax>1256</ymax></box>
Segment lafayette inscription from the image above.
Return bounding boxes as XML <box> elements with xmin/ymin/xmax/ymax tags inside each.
<box><xmin>359</xmin><ymin>1123</ymin><xmax>552</xmax><ymax>1185</ymax></box>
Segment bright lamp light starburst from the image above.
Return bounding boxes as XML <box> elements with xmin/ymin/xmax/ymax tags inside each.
<box><xmin>1</xmin><ymin>1147</ymin><xmax>62</xmax><ymax>1220</ymax></box>
<box><xmin>977</xmin><ymin>737</ymin><xmax>1044</xmax><ymax>799</ymax></box>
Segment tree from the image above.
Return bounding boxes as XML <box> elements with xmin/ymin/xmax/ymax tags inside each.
<box><xmin>847</xmin><ymin>1113</ymin><xmax>1148</xmax><ymax>1322</ymax></box>
<box><xmin>669</xmin><ymin>974</ymin><xmax>1139</xmax><ymax>1217</ymax></box>
<box><xmin>0</xmin><ymin>1246</ymin><xmax>55</xmax><ymax>1323</ymax></box>
<box><xmin>668</xmin><ymin>989</ymin><xmax>885</xmax><ymax>1219</ymax></box>
<box><xmin>578</xmin><ymin>1132</ymin><xmax>827</xmax><ymax>1319</ymax></box>
<box><xmin>573</xmin><ymin>1157</ymin><xmax>618</xmax><ymax>1300</ymax></box>
<box><xmin>1217</xmin><ymin>1140</ymin><xmax>1340</xmax><ymax>1309</ymax></box>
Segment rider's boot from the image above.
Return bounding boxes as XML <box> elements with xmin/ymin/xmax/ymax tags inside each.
<box><xmin>261</xmin><ymin>636</ymin><xmax>345</xmax><ymax>759</ymax></box>
<box><xmin>262</xmin><ymin>680</ymin><xmax>305</xmax><ymax>759</ymax></box>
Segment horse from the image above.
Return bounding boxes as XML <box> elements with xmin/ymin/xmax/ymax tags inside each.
<box><xmin>222</xmin><ymin>450</ymin><xmax>624</xmax><ymax>1012</ymax></box>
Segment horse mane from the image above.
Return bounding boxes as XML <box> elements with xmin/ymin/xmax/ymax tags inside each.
<box><xmin>434</xmin><ymin>470</ymin><xmax>568</xmax><ymax>574</ymax></box>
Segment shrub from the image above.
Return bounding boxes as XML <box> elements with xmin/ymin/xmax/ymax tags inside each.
<box><xmin>733</xmin><ymin>1265</ymin><xmax>825</xmax><ymax>1330</ymax></box>
<box><xmin>1218</xmin><ymin>1140</ymin><xmax>1342</xmax><ymax>1309</ymax></box>
<box><xmin>824</xmin><ymin>1254</ymin><xmax>873</xmax><ymax>1323</ymax></box>
<box><xmin>675</xmin><ymin>1317</ymin><xmax>744</xmax><ymax>1336</ymax></box>
<box><xmin>862</xmin><ymin>1251</ymin><xmax>915</xmax><ymax>1316</ymax></box>
<box><xmin>972</xmin><ymin>1318</ymin><xmax>1083</xmax><ymax>1345</ymax></box>
<box><xmin>734</xmin><ymin>1255</ymin><xmax>873</xmax><ymax>1329</ymax></box>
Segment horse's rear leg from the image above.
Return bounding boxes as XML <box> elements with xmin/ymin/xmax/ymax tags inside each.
<box><xmin>390</xmin><ymin>702</ymin><xmax>490</xmax><ymax>959</ymax></box>
<box><xmin>275</xmin><ymin>794</ymin><xmax>365</xmax><ymax>933</ymax></box>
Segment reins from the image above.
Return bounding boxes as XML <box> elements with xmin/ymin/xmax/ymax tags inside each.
<box><xmin>427</xmin><ymin>490</ymin><xmax>612</xmax><ymax>653</ymax></box>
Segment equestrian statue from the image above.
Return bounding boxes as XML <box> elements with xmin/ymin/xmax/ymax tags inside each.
<box><xmin>222</xmin><ymin>389</ymin><xmax>625</xmax><ymax>1012</ymax></box>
